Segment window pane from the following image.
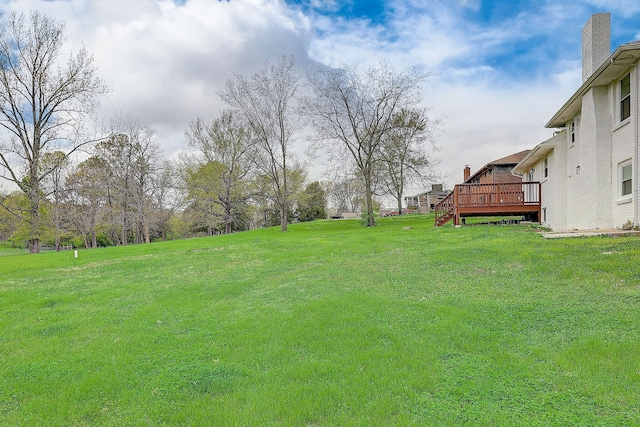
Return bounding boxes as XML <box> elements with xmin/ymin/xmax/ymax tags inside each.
<box><xmin>622</xmin><ymin>164</ymin><xmax>632</xmax><ymax>196</ymax></box>
<box><xmin>621</xmin><ymin>96</ymin><xmax>631</xmax><ymax>121</ymax></box>
<box><xmin>621</xmin><ymin>74</ymin><xmax>631</xmax><ymax>121</ymax></box>
<box><xmin>621</xmin><ymin>74</ymin><xmax>631</xmax><ymax>99</ymax></box>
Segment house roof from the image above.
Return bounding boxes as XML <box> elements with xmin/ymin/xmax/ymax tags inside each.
<box><xmin>512</xmin><ymin>133</ymin><xmax>562</xmax><ymax>174</ymax></box>
<box><xmin>417</xmin><ymin>189</ymin><xmax>449</xmax><ymax>195</ymax></box>
<box><xmin>466</xmin><ymin>150</ymin><xmax>531</xmax><ymax>183</ymax></box>
<box><xmin>546</xmin><ymin>41</ymin><xmax>640</xmax><ymax>128</ymax></box>
<box><xmin>489</xmin><ymin>150</ymin><xmax>532</xmax><ymax>165</ymax></box>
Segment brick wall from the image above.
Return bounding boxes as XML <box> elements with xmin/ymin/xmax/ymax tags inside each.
<box><xmin>578</xmin><ymin>86</ymin><xmax>612</xmax><ymax>229</ymax></box>
<box><xmin>582</xmin><ymin>13</ymin><xmax>610</xmax><ymax>83</ymax></box>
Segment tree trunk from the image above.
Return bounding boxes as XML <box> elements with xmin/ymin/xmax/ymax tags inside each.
<box><xmin>28</xmin><ymin>214</ymin><xmax>40</xmax><ymax>253</ymax></box>
<box><xmin>144</xmin><ymin>222</ymin><xmax>150</xmax><ymax>244</ymax></box>
<box><xmin>396</xmin><ymin>171</ymin><xmax>405</xmax><ymax>215</ymax></box>
<box><xmin>281</xmin><ymin>153</ymin><xmax>288</xmax><ymax>232</ymax></box>
<box><xmin>225</xmin><ymin>206</ymin><xmax>232</xmax><ymax>235</ymax></box>
<box><xmin>121</xmin><ymin>210</ymin><xmax>127</xmax><ymax>245</ymax></box>
<box><xmin>90</xmin><ymin>209</ymin><xmax>97</xmax><ymax>248</ymax></box>
<box><xmin>280</xmin><ymin>204</ymin><xmax>288</xmax><ymax>232</ymax></box>
<box><xmin>28</xmin><ymin>173</ymin><xmax>41</xmax><ymax>253</ymax></box>
<box><xmin>29</xmin><ymin>238</ymin><xmax>40</xmax><ymax>254</ymax></box>
<box><xmin>54</xmin><ymin>199</ymin><xmax>61</xmax><ymax>251</ymax></box>
<box><xmin>364</xmin><ymin>173</ymin><xmax>375</xmax><ymax>227</ymax></box>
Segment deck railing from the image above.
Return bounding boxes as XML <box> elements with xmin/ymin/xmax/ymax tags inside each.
<box><xmin>435</xmin><ymin>182</ymin><xmax>541</xmax><ymax>226</ymax></box>
<box><xmin>434</xmin><ymin>191</ymin><xmax>456</xmax><ymax>226</ymax></box>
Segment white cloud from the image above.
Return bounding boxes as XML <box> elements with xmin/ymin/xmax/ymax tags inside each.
<box><xmin>0</xmin><ymin>0</ymin><xmax>636</xmax><ymax>194</ymax></box>
<box><xmin>581</xmin><ymin>0</ymin><xmax>640</xmax><ymax>17</ymax></box>
<box><xmin>303</xmin><ymin>1</ymin><xmax>590</xmax><ymax>188</ymax></box>
<box><xmin>0</xmin><ymin>0</ymin><xmax>314</xmax><ymax>159</ymax></box>
<box><xmin>430</xmin><ymin>79</ymin><xmax>566</xmax><ymax>187</ymax></box>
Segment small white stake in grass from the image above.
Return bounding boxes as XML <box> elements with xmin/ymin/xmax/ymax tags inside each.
<box><xmin>74</xmin><ymin>250</ymin><xmax>78</xmax><ymax>259</ymax></box>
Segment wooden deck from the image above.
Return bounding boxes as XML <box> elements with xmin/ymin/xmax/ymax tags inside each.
<box><xmin>434</xmin><ymin>182</ymin><xmax>541</xmax><ymax>226</ymax></box>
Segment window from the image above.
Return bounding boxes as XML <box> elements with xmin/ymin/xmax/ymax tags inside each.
<box><xmin>544</xmin><ymin>158</ymin><xmax>548</xmax><ymax>178</ymax></box>
<box><xmin>621</xmin><ymin>163</ymin><xmax>632</xmax><ymax>196</ymax></box>
<box><xmin>620</xmin><ymin>73</ymin><xmax>631</xmax><ymax>121</ymax></box>
<box><xmin>571</xmin><ymin>120</ymin><xmax>576</xmax><ymax>143</ymax></box>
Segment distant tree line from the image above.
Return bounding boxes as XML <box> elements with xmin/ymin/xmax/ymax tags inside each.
<box><xmin>0</xmin><ymin>11</ymin><xmax>439</xmax><ymax>252</ymax></box>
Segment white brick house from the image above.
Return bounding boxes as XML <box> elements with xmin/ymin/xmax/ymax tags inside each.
<box><xmin>514</xmin><ymin>13</ymin><xmax>640</xmax><ymax>231</ymax></box>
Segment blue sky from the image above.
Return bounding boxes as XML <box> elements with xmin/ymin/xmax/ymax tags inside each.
<box><xmin>277</xmin><ymin>0</ymin><xmax>640</xmax><ymax>186</ymax></box>
<box><xmin>289</xmin><ymin>0</ymin><xmax>639</xmax><ymax>79</ymax></box>
<box><xmin>1</xmin><ymin>0</ymin><xmax>639</xmax><ymax>193</ymax></box>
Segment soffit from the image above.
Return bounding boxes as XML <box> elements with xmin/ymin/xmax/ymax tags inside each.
<box><xmin>546</xmin><ymin>42</ymin><xmax>640</xmax><ymax>129</ymax></box>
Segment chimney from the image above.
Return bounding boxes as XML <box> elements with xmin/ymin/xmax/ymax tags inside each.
<box><xmin>463</xmin><ymin>165</ymin><xmax>471</xmax><ymax>182</ymax></box>
<box><xmin>582</xmin><ymin>13</ymin><xmax>610</xmax><ymax>83</ymax></box>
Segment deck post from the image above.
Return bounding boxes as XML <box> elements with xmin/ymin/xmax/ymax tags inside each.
<box><xmin>536</xmin><ymin>182</ymin><xmax>542</xmax><ymax>222</ymax></box>
<box><xmin>453</xmin><ymin>186</ymin><xmax>460</xmax><ymax>225</ymax></box>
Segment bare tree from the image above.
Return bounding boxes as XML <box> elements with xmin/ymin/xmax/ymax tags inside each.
<box><xmin>327</xmin><ymin>173</ymin><xmax>364</xmax><ymax>215</ymax></box>
<box><xmin>129</xmin><ymin>128</ymin><xmax>161</xmax><ymax>244</ymax></box>
<box><xmin>96</xmin><ymin>133</ymin><xmax>133</xmax><ymax>246</ymax></box>
<box><xmin>185</xmin><ymin>110</ymin><xmax>254</xmax><ymax>234</ymax></box>
<box><xmin>97</xmin><ymin>115</ymin><xmax>161</xmax><ymax>245</ymax></box>
<box><xmin>40</xmin><ymin>151</ymin><xmax>69</xmax><ymax>250</ymax></box>
<box><xmin>378</xmin><ymin>108</ymin><xmax>439</xmax><ymax>215</ymax></box>
<box><xmin>305</xmin><ymin>61</ymin><xmax>428</xmax><ymax>226</ymax></box>
<box><xmin>0</xmin><ymin>11</ymin><xmax>107</xmax><ymax>252</ymax></box>
<box><xmin>150</xmin><ymin>160</ymin><xmax>183</xmax><ymax>241</ymax></box>
<box><xmin>65</xmin><ymin>156</ymin><xmax>109</xmax><ymax>248</ymax></box>
<box><xmin>219</xmin><ymin>55</ymin><xmax>301</xmax><ymax>231</ymax></box>
<box><xmin>252</xmin><ymin>161</ymin><xmax>306</xmax><ymax>228</ymax></box>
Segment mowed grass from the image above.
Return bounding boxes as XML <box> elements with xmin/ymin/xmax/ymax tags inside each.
<box><xmin>1</xmin><ymin>215</ymin><xmax>640</xmax><ymax>426</ymax></box>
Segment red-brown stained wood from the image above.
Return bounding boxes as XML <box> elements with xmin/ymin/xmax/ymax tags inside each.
<box><xmin>435</xmin><ymin>182</ymin><xmax>541</xmax><ymax>226</ymax></box>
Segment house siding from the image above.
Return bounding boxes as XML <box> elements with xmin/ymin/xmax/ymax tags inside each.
<box><xmin>636</xmin><ymin>67</ymin><xmax>640</xmax><ymax>229</ymax></box>
<box><xmin>514</xmin><ymin>13</ymin><xmax>640</xmax><ymax>231</ymax></box>
<box><xmin>565</xmin><ymin>125</ymin><xmax>581</xmax><ymax>231</ymax></box>
<box><xmin>540</xmin><ymin>69</ymin><xmax>638</xmax><ymax>231</ymax></box>
<box><xmin>523</xmin><ymin>132</ymin><xmax>566</xmax><ymax>230</ymax></box>
<box><xmin>538</xmin><ymin>154</ymin><xmax>554</xmax><ymax>229</ymax></box>
<box><xmin>594</xmin><ymin>86</ymin><xmax>614</xmax><ymax>229</ymax></box>
<box><xmin>612</xmin><ymin>120</ymin><xmax>634</xmax><ymax>225</ymax></box>
<box><xmin>578</xmin><ymin>85</ymin><xmax>612</xmax><ymax>229</ymax></box>
<box><xmin>551</xmin><ymin>132</ymin><xmax>568</xmax><ymax>231</ymax></box>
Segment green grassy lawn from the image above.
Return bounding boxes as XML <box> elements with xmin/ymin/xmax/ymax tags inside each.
<box><xmin>1</xmin><ymin>215</ymin><xmax>640</xmax><ymax>426</ymax></box>
<box><xmin>0</xmin><ymin>242</ymin><xmax>24</xmax><ymax>256</ymax></box>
